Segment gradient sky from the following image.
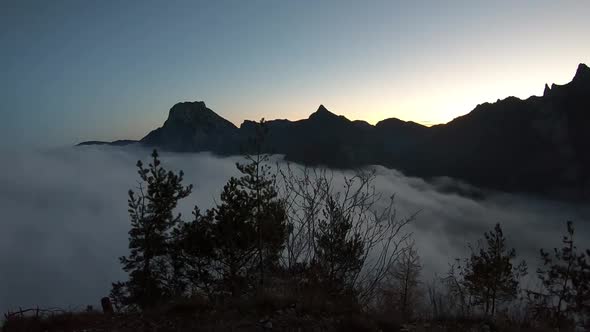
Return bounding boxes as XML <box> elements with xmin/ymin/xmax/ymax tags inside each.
<box><xmin>1</xmin><ymin>0</ymin><xmax>589</xmax><ymax>148</ymax></box>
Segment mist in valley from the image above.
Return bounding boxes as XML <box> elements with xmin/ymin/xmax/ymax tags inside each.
<box><xmin>0</xmin><ymin>145</ymin><xmax>588</xmax><ymax>314</ymax></box>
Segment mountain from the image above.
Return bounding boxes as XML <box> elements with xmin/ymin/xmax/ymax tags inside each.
<box><xmin>79</xmin><ymin>64</ymin><xmax>590</xmax><ymax>199</ymax></box>
<box><xmin>77</xmin><ymin>139</ymin><xmax>137</xmax><ymax>146</ymax></box>
<box><xmin>141</xmin><ymin>101</ymin><xmax>240</xmax><ymax>153</ymax></box>
<box><xmin>419</xmin><ymin>63</ymin><xmax>590</xmax><ymax>198</ymax></box>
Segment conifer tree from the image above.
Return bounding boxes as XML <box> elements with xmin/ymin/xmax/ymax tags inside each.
<box><xmin>463</xmin><ymin>223</ymin><xmax>527</xmax><ymax>316</ymax></box>
<box><xmin>177</xmin><ymin>121</ymin><xmax>286</xmax><ymax>296</ymax></box>
<box><xmin>113</xmin><ymin>150</ymin><xmax>192</xmax><ymax>309</ymax></box>
<box><xmin>210</xmin><ymin>158</ymin><xmax>287</xmax><ymax>295</ymax></box>
<box><xmin>532</xmin><ymin>221</ymin><xmax>590</xmax><ymax>325</ymax></box>
<box><xmin>210</xmin><ymin>176</ymin><xmax>260</xmax><ymax>296</ymax></box>
<box><xmin>173</xmin><ymin>207</ymin><xmax>217</xmax><ymax>297</ymax></box>
<box><xmin>314</xmin><ymin>196</ymin><xmax>364</xmax><ymax>294</ymax></box>
<box><xmin>237</xmin><ymin>155</ymin><xmax>287</xmax><ymax>285</ymax></box>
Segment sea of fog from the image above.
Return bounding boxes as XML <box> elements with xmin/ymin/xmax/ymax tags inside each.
<box><xmin>0</xmin><ymin>145</ymin><xmax>588</xmax><ymax>313</ymax></box>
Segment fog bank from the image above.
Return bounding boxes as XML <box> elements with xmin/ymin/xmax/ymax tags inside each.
<box><xmin>0</xmin><ymin>146</ymin><xmax>588</xmax><ymax>313</ymax></box>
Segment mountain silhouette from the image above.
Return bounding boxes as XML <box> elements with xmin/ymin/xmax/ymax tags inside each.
<box><xmin>79</xmin><ymin>64</ymin><xmax>590</xmax><ymax>199</ymax></box>
<box><xmin>141</xmin><ymin>101</ymin><xmax>240</xmax><ymax>153</ymax></box>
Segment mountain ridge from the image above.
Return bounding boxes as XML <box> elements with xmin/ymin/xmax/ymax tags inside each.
<box><xmin>78</xmin><ymin>64</ymin><xmax>590</xmax><ymax>200</ymax></box>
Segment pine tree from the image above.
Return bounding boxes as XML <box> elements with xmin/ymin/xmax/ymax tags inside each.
<box><xmin>210</xmin><ymin>176</ymin><xmax>260</xmax><ymax>296</ymax></box>
<box><xmin>113</xmin><ymin>150</ymin><xmax>192</xmax><ymax>309</ymax></box>
<box><xmin>199</xmin><ymin>152</ymin><xmax>286</xmax><ymax>296</ymax></box>
<box><xmin>239</xmin><ymin>118</ymin><xmax>286</xmax><ymax>286</ymax></box>
<box><xmin>533</xmin><ymin>221</ymin><xmax>590</xmax><ymax>325</ymax></box>
<box><xmin>314</xmin><ymin>196</ymin><xmax>364</xmax><ymax>295</ymax></box>
<box><xmin>236</xmin><ymin>155</ymin><xmax>286</xmax><ymax>286</ymax></box>
<box><xmin>463</xmin><ymin>223</ymin><xmax>527</xmax><ymax>316</ymax></box>
<box><xmin>173</xmin><ymin>207</ymin><xmax>217</xmax><ymax>298</ymax></box>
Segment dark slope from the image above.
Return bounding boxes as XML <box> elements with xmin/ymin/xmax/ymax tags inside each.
<box><xmin>78</xmin><ymin>64</ymin><xmax>590</xmax><ymax>199</ymax></box>
<box><xmin>416</xmin><ymin>64</ymin><xmax>590</xmax><ymax>197</ymax></box>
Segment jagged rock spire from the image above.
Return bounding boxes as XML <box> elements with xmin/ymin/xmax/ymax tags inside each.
<box><xmin>309</xmin><ymin>104</ymin><xmax>340</xmax><ymax>120</ymax></box>
<box><xmin>543</xmin><ymin>83</ymin><xmax>551</xmax><ymax>96</ymax></box>
<box><xmin>573</xmin><ymin>63</ymin><xmax>590</xmax><ymax>82</ymax></box>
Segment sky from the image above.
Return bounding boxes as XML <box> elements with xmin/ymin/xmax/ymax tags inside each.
<box><xmin>1</xmin><ymin>0</ymin><xmax>589</xmax><ymax>148</ymax></box>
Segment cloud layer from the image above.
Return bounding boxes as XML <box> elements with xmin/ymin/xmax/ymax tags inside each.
<box><xmin>0</xmin><ymin>146</ymin><xmax>588</xmax><ymax>313</ymax></box>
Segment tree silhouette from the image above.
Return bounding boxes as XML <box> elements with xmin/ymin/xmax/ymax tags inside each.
<box><xmin>187</xmin><ymin>136</ymin><xmax>287</xmax><ymax>297</ymax></box>
<box><xmin>236</xmin><ymin>153</ymin><xmax>287</xmax><ymax>287</ymax></box>
<box><xmin>380</xmin><ymin>240</ymin><xmax>422</xmax><ymax>318</ymax></box>
<box><xmin>112</xmin><ymin>150</ymin><xmax>192</xmax><ymax>309</ymax></box>
<box><xmin>530</xmin><ymin>221</ymin><xmax>590</xmax><ymax>326</ymax></box>
<box><xmin>278</xmin><ymin>166</ymin><xmax>414</xmax><ymax>303</ymax></box>
<box><xmin>210</xmin><ymin>176</ymin><xmax>260</xmax><ymax>296</ymax></box>
<box><xmin>172</xmin><ymin>207</ymin><xmax>217</xmax><ymax>298</ymax></box>
<box><xmin>314</xmin><ymin>196</ymin><xmax>364</xmax><ymax>295</ymax></box>
<box><xmin>463</xmin><ymin>223</ymin><xmax>527</xmax><ymax>316</ymax></box>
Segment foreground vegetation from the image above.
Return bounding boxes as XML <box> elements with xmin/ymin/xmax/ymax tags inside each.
<box><xmin>3</xmin><ymin>126</ymin><xmax>589</xmax><ymax>331</ymax></box>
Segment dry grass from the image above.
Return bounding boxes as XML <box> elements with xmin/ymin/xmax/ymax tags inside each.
<box><xmin>3</xmin><ymin>289</ymin><xmax>583</xmax><ymax>332</ymax></box>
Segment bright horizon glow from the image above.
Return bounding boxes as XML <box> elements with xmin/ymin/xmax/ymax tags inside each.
<box><xmin>1</xmin><ymin>1</ymin><xmax>589</xmax><ymax>147</ymax></box>
<box><xmin>195</xmin><ymin>58</ymin><xmax>587</xmax><ymax>128</ymax></box>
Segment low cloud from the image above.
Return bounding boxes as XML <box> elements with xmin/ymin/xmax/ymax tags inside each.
<box><xmin>0</xmin><ymin>146</ymin><xmax>588</xmax><ymax>313</ymax></box>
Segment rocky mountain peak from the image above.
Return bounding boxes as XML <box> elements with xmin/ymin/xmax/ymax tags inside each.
<box><xmin>165</xmin><ymin>101</ymin><xmax>237</xmax><ymax>130</ymax></box>
<box><xmin>573</xmin><ymin>63</ymin><xmax>590</xmax><ymax>82</ymax></box>
<box><xmin>308</xmin><ymin>104</ymin><xmax>341</xmax><ymax>121</ymax></box>
<box><xmin>543</xmin><ymin>83</ymin><xmax>551</xmax><ymax>96</ymax></box>
<box><xmin>168</xmin><ymin>101</ymin><xmax>210</xmax><ymax>123</ymax></box>
<box><xmin>316</xmin><ymin>104</ymin><xmax>329</xmax><ymax>113</ymax></box>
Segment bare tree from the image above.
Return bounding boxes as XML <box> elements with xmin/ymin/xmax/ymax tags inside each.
<box><xmin>277</xmin><ymin>164</ymin><xmax>415</xmax><ymax>304</ymax></box>
<box><xmin>426</xmin><ymin>275</ymin><xmax>447</xmax><ymax>319</ymax></box>
<box><xmin>278</xmin><ymin>165</ymin><xmax>330</xmax><ymax>269</ymax></box>
<box><xmin>441</xmin><ymin>259</ymin><xmax>473</xmax><ymax>318</ymax></box>
<box><xmin>378</xmin><ymin>239</ymin><xmax>423</xmax><ymax>319</ymax></box>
